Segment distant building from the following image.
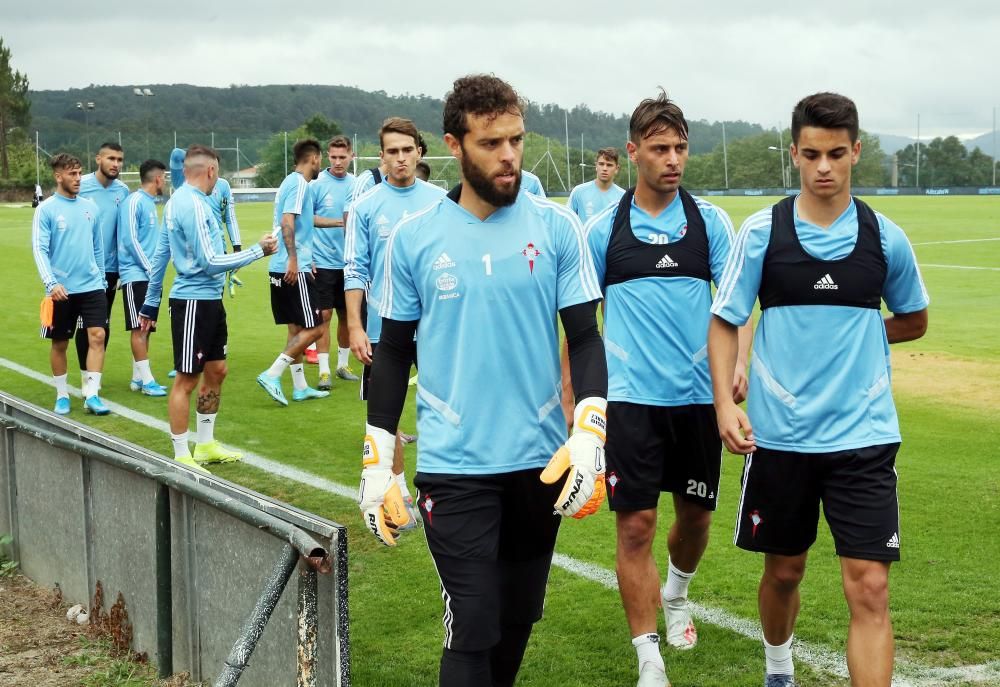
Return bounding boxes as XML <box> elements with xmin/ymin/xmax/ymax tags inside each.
<box><xmin>231</xmin><ymin>166</ymin><xmax>259</xmax><ymax>188</ymax></box>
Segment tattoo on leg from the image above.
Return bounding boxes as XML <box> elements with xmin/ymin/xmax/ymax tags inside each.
<box><xmin>197</xmin><ymin>389</ymin><xmax>220</xmax><ymax>414</ymax></box>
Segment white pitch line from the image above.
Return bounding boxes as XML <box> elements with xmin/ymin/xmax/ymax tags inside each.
<box><xmin>912</xmin><ymin>237</ymin><xmax>1000</xmax><ymax>246</ymax></box>
<box><xmin>3</xmin><ymin>356</ymin><xmax>998</xmax><ymax>686</ymax></box>
<box><xmin>918</xmin><ymin>263</ymin><xmax>1000</xmax><ymax>272</ymax></box>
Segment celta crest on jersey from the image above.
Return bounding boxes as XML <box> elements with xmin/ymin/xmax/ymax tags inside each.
<box><xmin>521</xmin><ymin>242</ymin><xmax>541</xmax><ymax>273</ymax></box>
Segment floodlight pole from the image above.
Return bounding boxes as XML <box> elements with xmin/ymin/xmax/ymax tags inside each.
<box><xmin>284</xmin><ymin>132</ymin><xmax>289</xmax><ymax>175</ymax></box>
<box><xmin>134</xmin><ymin>87</ymin><xmax>155</xmax><ymax>159</ymax></box>
<box><xmin>76</xmin><ymin>101</ymin><xmax>95</xmax><ymax>172</ymax></box>
<box><xmin>35</xmin><ymin>130</ymin><xmax>40</xmax><ymax>186</ymax></box>
<box><xmin>992</xmin><ymin>106</ymin><xmax>996</xmax><ymax>186</ymax></box>
<box><xmin>564</xmin><ymin>111</ymin><xmax>571</xmax><ymax>188</ymax></box>
<box><xmin>916</xmin><ymin>114</ymin><xmax>921</xmax><ymax>189</ymax></box>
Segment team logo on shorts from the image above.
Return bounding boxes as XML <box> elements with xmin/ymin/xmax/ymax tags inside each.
<box><xmin>749</xmin><ymin>509</ymin><xmax>762</xmax><ymax>537</ymax></box>
<box><xmin>608</xmin><ymin>472</ymin><xmax>619</xmax><ymax>498</ymax></box>
<box><xmin>422</xmin><ymin>495</ymin><xmax>434</xmax><ymax>526</ymax></box>
<box><xmin>679</xmin><ymin>224</ymin><xmax>687</xmax><ymax>237</ymax></box>
<box><xmin>521</xmin><ymin>242</ymin><xmax>541</xmax><ymax>274</ymax></box>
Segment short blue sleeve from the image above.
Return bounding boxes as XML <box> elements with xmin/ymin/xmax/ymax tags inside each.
<box><xmin>710</xmin><ymin>209</ymin><xmax>772</xmax><ymax>326</ymax></box>
<box><xmin>554</xmin><ymin>207</ymin><xmax>602</xmax><ymax>309</ymax></box>
<box><xmin>703</xmin><ymin>203</ymin><xmax>736</xmax><ymax>288</ymax></box>
<box><xmin>584</xmin><ymin>207</ymin><xmax>614</xmax><ymax>289</ymax></box>
<box><xmin>379</xmin><ymin>224</ymin><xmax>421</xmax><ymax>321</ymax></box>
<box><xmin>878</xmin><ymin>214</ymin><xmax>930</xmax><ymax>314</ymax></box>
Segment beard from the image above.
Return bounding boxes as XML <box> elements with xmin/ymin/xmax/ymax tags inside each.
<box><xmin>461</xmin><ymin>153</ymin><xmax>520</xmax><ymax>208</ymax></box>
<box><xmin>101</xmin><ymin>165</ymin><xmax>120</xmax><ymax>179</ymax></box>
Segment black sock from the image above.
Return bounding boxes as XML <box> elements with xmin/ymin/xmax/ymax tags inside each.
<box><xmin>74</xmin><ymin>327</ymin><xmax>89</xmax><ymax>371</ymax></box>
<box><xmin>439</xmin><ymin>647</ymin><xmax>491</xmax><ymax>687</ymax></box>
<box><xmin>490</xmin><ymin>623</ymin><xmax>533</xmax><ymax>687</ymax></box>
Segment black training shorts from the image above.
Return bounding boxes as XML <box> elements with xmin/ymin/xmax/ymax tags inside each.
<box><xmin>605</xmin><ymin>402</ymin><xmax>722</xmax><ymax>512</ymax></box>
<box><xmin>170</xmin><ymin>298</ymin><xmax>227</xmax><ymax>374</ymax></box>
<box><xmin>734</xmin><ymin>443</ymin><xmax>901</xmax><ymax>561</ymax></box>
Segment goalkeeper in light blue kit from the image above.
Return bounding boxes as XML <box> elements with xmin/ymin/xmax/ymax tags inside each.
<box><xmin>360</xmin><ymin>75</ymin><xmax>608</xmax><ymax>687</ymax></box>
<box><xmin>141</xmin><ymin>145</ymin><xmax>277</xmax><ymax>471</ymax></box>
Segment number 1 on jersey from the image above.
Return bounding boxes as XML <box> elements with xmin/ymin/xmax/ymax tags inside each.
<box><xmin>482</xmin><ymin>253</ymin><xmax>493</xmax><ymax>276</ymax></box>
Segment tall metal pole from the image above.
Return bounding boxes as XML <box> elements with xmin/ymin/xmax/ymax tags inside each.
<box><xmin>35</xmin><ymin>130</ymin><xmax>40</xmax><ymax>186</ymax></box>
<box><xmin>173</xmin><ymin>131</ymin><xmax>177</xmax><ymax>149</ymax></box>
<box><xmin>626</xmin><ymin>127</ymin><xmax>631</xmax><ymax>188</ymax></box>
<box><xmin>284</xmin><ymin>131</ymin><xmax>289</xmax><ymax>175</ymax></box>
<box><xmin>580</xmin><ymin>133</ymin><xmax>585</xmax><ymax>184</ymax></box>
<box><xmin>778</xmin><ymin>127</ymin><xmax>787</xmax><ymax>189</ymax></box>
<box><xmin>916</xmin><ymin>114</ymin><xmax>921</xmax><ymax>189</ymax></box>
<box><xmin>993</xmin><ymin>106</ymin><xmax>996</xmax><ymax>186</ymax></box>
<box><xmin>722</xmin><ymin>121</ymin><xmax>729</xmax><ymax>189</ymax></box>
<box><xmin>564</xmin><ymin>112</ymin><xmax>571</xmax><ymax>189</ymax></box>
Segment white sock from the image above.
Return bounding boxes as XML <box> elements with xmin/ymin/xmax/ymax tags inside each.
<box><xmin>83</xmin><ymin>371</ymin><xmax>102</xmax><ymax>398</ymax></box>
<box><xmin>307</xmin><ymin>342</ymin><xmax>317</xmax><ymax>352</ymax></box>
<box><xmin>53</xmin><ymin>374</ymin><xmax>69</xmax><ymax>399</ymax></box>
<box><xmin>337</xmin><ymin>347</ymin><xmax>350</xmax><ymax>369</ymax></box>
<box><xmin>663</xmin><ymin>558</ymin><xmax>696</xmax><ymax>601</ymax></box>
<box><xmin>764</xmin><ymin>635</ymin><xmax>794</xmax><ymax>676</ymax></box>
<box><xmin>171</xmin><ymin>432</ymin><xmax>190</xmax><ymax>458</ymax></box>
<box><xmin>267</xmin><ymin>353</ymin><xmax>294</xmax><ymax>378</ymax></box>
<box><xmin>290</xmin><ymin>363</ymin><xmax>308</xmax><ymax>391</ymax></box>
<box><xmin>136</xmin><ymin>359</ymin><xmax>154</xmax><ymax>384</ymax></box>
<box><xmin>318</xmin><ymin>353</ymin><xmax>331</xmax><ymax>375</ymax></box>
<box><xmin>196</xmin><ymin>413</ymin><xmax>216</xmax><ymax>444</ymax></box>
<box><xmin>394</xmin><ymin>471</ymin><xmax>412</xmax><ymax>499</ymax></box>
<box><xmin>132</xmin><ymin>360</ymin><xmax>140</xmax><ymax>380</ymax></box>
<box><xmin>631</xmin><ymin>633</ymin><xmax>664</xmax><ymax>672</ymax></box>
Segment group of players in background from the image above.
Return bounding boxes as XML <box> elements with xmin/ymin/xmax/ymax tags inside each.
<box><xmin>32</xmin><ymin>73</ymin><xmax>928</xmax><ymax>687</ymax></box>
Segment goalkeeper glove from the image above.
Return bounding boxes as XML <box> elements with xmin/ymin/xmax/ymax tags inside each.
<box><xmin>358</xmin><ymin>424</ymin><xmax>411</xmax><ymax>546</ymax></box>
<box><xmin>540</xmin><ymin>397</ymin><xmax>607</xmax><ymax>519</ymax></box>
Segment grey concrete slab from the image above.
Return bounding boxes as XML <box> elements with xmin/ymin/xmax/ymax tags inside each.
<box><xmin>89</xmin><ymin>460</ymin><xmax>161</xmax><ymax>662</ymax></box>
<box><xmin>12</xmin><ymin>433</ymin><xmax>90</xmax><ymax>605</ymax></box>
<box><xmin>192</xmin><ymin>502</ymin><xmax>301</xmax><ymax>687</ymax></box>
<box><xmin>0</xmin><ymin>426</ymin><xmax>14</xmax><ymax>559</ymax></box>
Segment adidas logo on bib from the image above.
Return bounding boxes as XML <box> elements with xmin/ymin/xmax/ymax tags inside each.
<box><xmin>656</xmin><ymin>253</ymin><xmax>678</xmax><ymax>269</ymax></box>
<box><xmin>814</xmin><ymin>273</ymin><xmax>838</xmax><ymax>290</ymax></box>
<box><xmin>432</xmin><ymin>252</ymin><xmax>455</xmax><ymax>270</ymax></box>
<box><xmin>886</xmin><ymin>532</ymin><xmax>900</xmax><ymax>549</ymax></box>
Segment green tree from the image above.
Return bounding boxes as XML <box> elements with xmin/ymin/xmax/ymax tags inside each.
<box><xmin>254</xmin><ymin>114</ymin><xmax>342</xmax><ymax>187</ymax></box>
<box><xmin>0</xmin><ymin>38</ymin><xmax>31</xmax><ymax>178</ymax></box>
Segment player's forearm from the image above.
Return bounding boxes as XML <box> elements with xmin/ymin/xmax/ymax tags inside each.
<box><xmin>736</xmin><ymin>317</ymin><xmax>754</xmax><ymax>370</ymax></box>
<box><xmin>708</xmin><ymin>315</ymin><xmax>740</xmax><ymax>405</ymax></box>
<box><xmin>560</xmin><ymin>300</ymin><xmax>607</xmax><ymax>402</ymax></box>
<box><xmin>313</xmin><ymin>216</ymin><xmax>343</xmax><ymax>228</ymax></box>
<box><xmin>885</xmin><ymin>308</ymin><xmax>928</xmax><ymax>344</ymax></box>
<box><xmin>345</xmin><ymin>290</ymin><xmax>365</xmax><ymax>329</ymax></box>
<box><xmin>367</xmin><ymin>318</ymin><xmax>418</xmax><ymax>434</ymax></box>
<box><xmin>281</xmin><ymin>215</ymin><xmax>297</xmax><ymax>260</ymax></box>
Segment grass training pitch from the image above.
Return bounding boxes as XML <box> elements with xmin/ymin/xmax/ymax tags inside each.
<box><xmin>0</xmin><ymin>194</ymin><xmax>998</xmax><ymax>686</ymax></box>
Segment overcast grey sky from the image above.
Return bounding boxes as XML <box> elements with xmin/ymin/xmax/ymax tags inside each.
<box><xmin>4</xmin><ymin>1</ymin><xmax>999</xmax><ymax>139</ymax></box>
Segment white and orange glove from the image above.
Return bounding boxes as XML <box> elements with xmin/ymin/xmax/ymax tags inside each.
<box><xmin>358</xmin><ymin>424</ymin><xmax>411</xmax><ymax>546</ymax></box>
<box><xmin>540</xmin><ymin>397</ymin><xmax>607</xmax><ymax>519</ymax></box>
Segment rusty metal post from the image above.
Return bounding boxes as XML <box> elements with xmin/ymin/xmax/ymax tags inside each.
<box><xmin>214</xmin><ymin>544</ymin><xmax>299</xmax><ymax>687</ymax></box>
<box><xmin>297</xmin><ymin>567</ymin><xmax>318</xmax><ymax>687</ymax></box>
<box><xmin>155</xmin><ymin>484</ymin><xmax>173</xmax><ymax>678</ymax></box>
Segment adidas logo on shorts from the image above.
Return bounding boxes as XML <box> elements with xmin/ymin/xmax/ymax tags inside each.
<box><xmin>656</xmin><ymin>253</ymin><xmax>678</xmax><ymax>269</ymax></box>
<box><xmin>886</xmin><ymin>532</ymin><xmax>900</xmax><ymax>549</ymax></box>
<box><xmin>814</xmin><ymin>273</ymin><xmax>839</xmax><ymax>290</ymax></box>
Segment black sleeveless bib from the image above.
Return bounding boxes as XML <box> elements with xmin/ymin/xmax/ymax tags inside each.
<box><xmin>758</xmin><ymin>196</ymin><xmax>887</xmax><ymax>310</ymax></box>
<box><xmin>604</xmin><ymin>187</ymin><xmax>711</xmax><ymax>287</ymax></box>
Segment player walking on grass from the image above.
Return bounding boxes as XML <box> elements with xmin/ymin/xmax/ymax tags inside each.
<box><xmin>708</xmin><ymin>92</ymin><xmax>929</xmax><ymax>687</ymax></box>
<box><xmin>359</xmin><ymin>75</ymin><xmax>608</xmax><ymax>687</ymax></box>
<box><xmin>579</xmin><ymin>92</ymin><xmax>751</xmax><ymax>687</ymax></box>
<box><xmin>308</xmin><ymin>135</ymin><xmax>359</xmax><ymax>390</ymax></box>
<box><xmin>76</xmin><ymin>142</ymin><xmax>129</xmax><ymax>389</ymax></box>
<box><xmin>118</xmin><ymin>159</ymin><xmax>169</xmax><ymax>397</ymax></box>
<box><xmin>570</xmin><ymin>146</ymin><xmax>626</xmax><ymax>222</ymax></box>
<box><xmin>345</xmin><ymin>117</ymin><xmax>445</xmax><ymax>519</ymax></box>
<box><xmin>33</xmin><ymin>154</ymin><xmax>111</xmax><ymax>416</ymax></box>
<box><xmin>140</xmin><ymin>145</ymin><xmax>277</xmax><ymax>471</ymax></box>
<box><xmin>256</xmin><ymin>139</ymin><xmax>330</xmax><ymax>405</ymax></box>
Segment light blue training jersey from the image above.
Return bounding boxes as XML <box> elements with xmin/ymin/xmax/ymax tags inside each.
<box><xmin>269</xmin><ymin>171</ymin><xmax>315</xmax><ymax>274</ymax></box>
<box><xmin>380</xmin><ymin>190</ymin><xmax>602</xmax><ymax>475</ymax></box>
<box><xmin>570</xmin><ymin>180</ymin><xmax>626</xmax><ymax>222</ymax></box>
<box><xmin>32</xmin><ymin>194</ymin><xmax>105</xmax><ymax>295</ymax></box>
<box><xmin>588</xmin><ymin>192</ymin><xmax>735</xmax><ymax>405</ymax></box>
<box><xmin>310</xmin><ymin>169</ymin><xmax>355</xmax><ymax>269</ymax></box>
<box><xmin>117</xmin><ymin>189</ymin><xmax>159</xmax><ymax>285</ymax></box>
<box><xmin>711</xmin><ymin>197</ymin><xmax>929</xmax><ymax>453</ymax></box>
<box><xmin>79</xmin><ymin>172</ymin><xmax>129</xmax><ymax>273</ymax></box>
<box><xmin>521</xmin><ymin>170</ymin><xmax>546</xmax><ymax>197</ymax></box>
<box><xmin>344</xmin><ymin>179</ymin><xmax>446</xmax><ymax>343</ymax></box>
<box><xmin>348</xmin><ymin>168</ymin><xmax>378</xmax><ymax>212</ymax></box>
<box><xmin>144</xmin><ymin>185</ymin><xmax>264</xmax><ymax>307</ymax></box>
<box><xmin>169</xmin><ymin>148</ymin><xmax>240</xmax><ymax>248</ymax></box>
